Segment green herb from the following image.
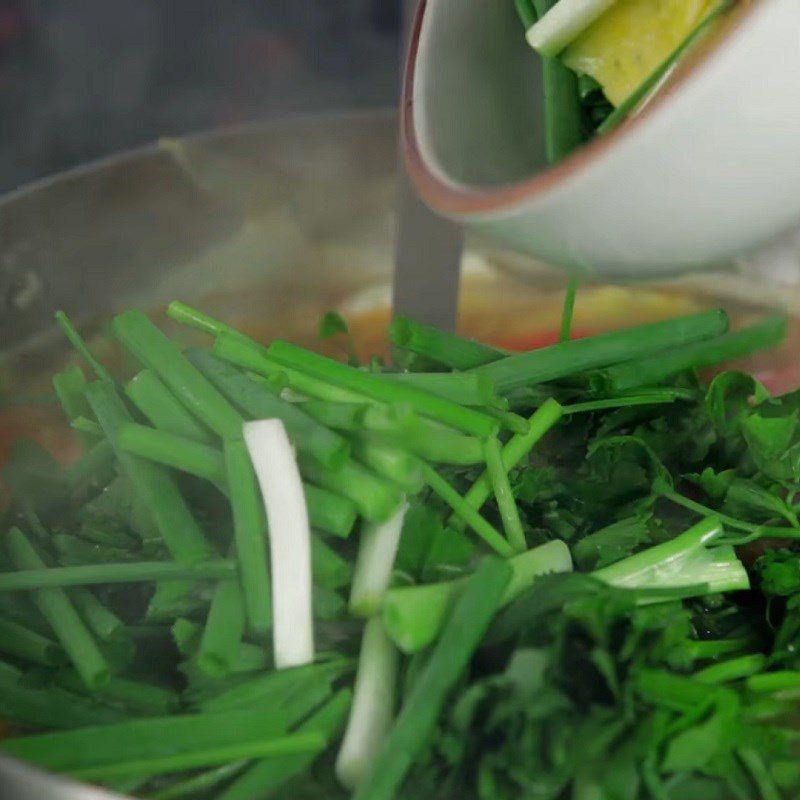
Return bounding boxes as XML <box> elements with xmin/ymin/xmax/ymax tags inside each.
<box><xmin>470</xmin><ymin>309</ymin><xmax>728</xmax><ymax>392</ymax></box>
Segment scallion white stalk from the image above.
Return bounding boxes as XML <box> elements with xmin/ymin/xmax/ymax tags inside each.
<box><xmin>335</xmin><ymin>617</ymin><xmax>398</xmax><ymax>790</ymax></box>
<box><xmin>243</xmin><ymin>419</ymin><xmax>314</xmax><ymax>669</ymax></box>
<box><xmin>526</xmin><ymin>0</ymin><xmax>618</xmax><ymax>57</ymax></box>
<box><xmin>349</xmin><ymin>501</ymin><xmax>409</xmax><ymax>617</ymax></box>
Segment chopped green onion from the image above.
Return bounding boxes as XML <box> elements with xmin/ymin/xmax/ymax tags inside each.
<box><xmin>353</xmin><ymin>558</ymin><xmax>512</xmax><ymax>800</ymax></box>
<box><xmin>336</xmin><ymin>619</ymin><xmax>398</xmax><ymax>789</ymax></box>
<box><xmin>7</xmin><ymin>528</ymin><xmax>109</xmax><ymax>689</ymax></box>
<box><xmin>125</xmin><ymin>370</ymin><xmax>215</xmax><ymax>444</ymax></box>
<box><xmin>244</xmin><ymin>420</ymin><xmax>314</xmax><ymax>668</ymax></box>
<box><xmin>484</xmin><ymin>436</ymin><xmax>527</xmax><ymax>553</ymax></box>
<box><xmin>379</xmin><ymin>372</ymin><xmax>496</xmax><ymax>406</ymax></box>
<box><xmin>595</xmin><ymin>316</ymin><xmax>787</xmax><ymax>394</ymax></box>
<box><xmin>198</xmin><ymin>577</ymin><xmax>246</xmax><ymax>678</ymax></box>
<box><xmin>389</xmin><ymin>316</ymin><xmax>507</xmax><ymax>370</ymax></box>
<box><xmin>382</xmin><ymin>540</ymin><xmax>572</xmax><ymax>653</ymax></box>
<box><xmin>454</xmin><ymin>398</ymin><xmax>564</xmax><ymax>528</ymax></box>
<box><xmin>113</xmin><ymin>309</ymin><xmax>243</xmax><ymax>438</ymax></box>
<box><xmin>300</xmin><ymin>455</ymin><xmax>402</xmax><ymax>524</ymax></box>
<box><xmin>86</xmin><ymin>381</ymin><xmax>214</xmax><ymax>564</ymax></box>
<box><xmin>188</xmin><ymin>348</ymin><xmax>350</xmax><ymax>470</ymax></box>
<box><xmin>265</xmin><ymin>340</ymin><xmax>498</xmax><ymax>438</ymax></box>
<box><xmin>362</xmin><ymin>406</ymin><xmax>484</xmax><ymax>465</ymax></box>
<box><xmin>0</xmin><ymin>613</ymin><xmax>64</xmax><ymax>666</ymax></box>
<box><xmin>117</xmin><ymin>422</ymin><xmax>225</xmax><ymax>487</ymax></box>
<box><xmin>0</xmin><ymin>560</ymin><xmax>235</xmax><ymax>592</ymax></box>
<box><xmin>55</xmin><ymin>311</ymin><xmax>115</xmax><ymax>385</ymax></box>
<box><xmin>470</xmin><ymin>310</ymin><xmax>729</xmax><ymax>392</ymax></box>
<box><xmin>422</xmin><ymin>464</ymin><xmax>513</xmax><ymax>558</ymax></box>
<box><xmin>224</xmin><ymin>438</ymin><xmax>272</xmax><ymax>635</ymax></box>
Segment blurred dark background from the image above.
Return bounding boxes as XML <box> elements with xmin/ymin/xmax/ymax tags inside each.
<box><xmin>0</xmin><ymin>0</ymin><xmax>402</xmax><ymax>193</ymax></box>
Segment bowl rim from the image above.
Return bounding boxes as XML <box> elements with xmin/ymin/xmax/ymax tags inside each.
<box><xmin>402</xmin><ymin>0</ymin><xmax>760</xmax><ymax>216</ymax></box>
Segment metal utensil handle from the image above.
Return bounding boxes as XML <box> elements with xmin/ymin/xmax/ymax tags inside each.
<box><xmin>392</xmin><ymin>0</ymin><xmax>464</xmax><ymax>332</ymax></box>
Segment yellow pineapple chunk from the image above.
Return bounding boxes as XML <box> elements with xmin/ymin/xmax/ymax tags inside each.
<box><xmin>562</xmin><ymin>0</ymin><xmax>720</xmax><ymax>106</ymax></box>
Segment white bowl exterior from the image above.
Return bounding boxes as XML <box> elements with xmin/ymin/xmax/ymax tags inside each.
<box><xmin>413</xmin><ymin>0</ymin><xmax>800</xmax><ymax>278</ymax></box>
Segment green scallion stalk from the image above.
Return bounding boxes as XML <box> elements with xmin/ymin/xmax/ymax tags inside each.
<box><xmin>167</xmin><ymin>301</ymin><xmax>250</xmax><ymax>340</ymax></box>
<box><xmin>453</xmin><ymin>398</ymin><xmax>564</xmax><ymax>528</ymax></box>
<box><xmin>57</xmin><ymin>670</ymin><xmax>179</xmax><ymax>715</ymax></box>
<box><xmin>65</xmin><ymin>439</ymin><xmax>115</xmax><ymax>494</ymax></box>
<box><xmin>55</xmin><ymin>311</ymin><xmax>115</xmax><ymax>385</ymax></box>
<box><xmin>215</xmin><ymin>689</ymin><xmax>352</xmax><ymax>800</ymax></box>
<box><xmin>560</xmin><ymin>277</ymin><xmax>579</xmax><ymax>341</ymax></box>
<box><xmin>113</xmin><ymin>309</ymin><xmax>243</xmax><ymax>438</ymax></box>
<box><xmin>389</xmin><ymin>316</ymin><xmax>507</xmax><ymax>370</ymax></box>
<box><xmin>470</xmin><ymin>310</ymin><xmax>729</xmax><ymax>392</ymax></box>
<box><xmin>152</xmin><ymin>762</ymin><xmax>248</xmax><ymax>800</ymax></box>
<box><xmin>382</xmin><ymin>540</ymin><xmax>572</xmax><ymax>653</ymax></box>
<box><xmin>224</xmin><ymin>438</ymin><xmax>272</xmax><ymax>635</ymax></box>
<box><xmin>747</xmin><ymin>671</ymin><xmax>800</xmax><ymax>695</ymax></box>
<box><xmin>53</xmin><ymin>535</ymin><xmax>136</xmax><ymax>567</ymax></box>
<box><xmin>69</xmin><ymin>731</ymin><xmax>325</xmax><ymax>782</ymax></box>
<box><xmin>1</xmin><ymin>707</ymin><xmax>290</xmax><ymax>772</ymax></box>
<box><xmin>595</xmin><ymin>316</ymin><xmax>788</xmax><ymax>393</ymax></box>
<box><xmin>300</xmin><ymin>455</ymin><xmax>402</xmax><ymax>524</ymax></box>
<box><xmin>71</xmin><ymin>588</ymin><xmax>126</xmax><ymax>642</ymax></box>
<box><xmin>304</xmin><ymin>484</ymin><xmax>358</xmax><ymax>539</ymax></box>
<box><xmin>562</xmin><ymin>395</ymin><xmax>677</xmax><ymax>414</ymax></box>
<box><xmin>7</xmin><ymin>528</ymin><xmax>109</xmax><ymax>690</ymax></box>
<box><xmin>213</xmin><ymin>332</ymin><xmax>366</xmax><ymax>403</ymax></box>
<box><xmin>362</xmin><ymin>405</ymin><xmax>484</xmax><ymax>465</ymax></box>
<box><xmin>150</xmin><ymin>761</ymin><xmax>249</xmax><ymax>800</ymax></box>
<box><xmin>514</xmin><ymin>0</ymin><xmax>536</xmax><ymax>29</ymax></box>
<box><xmin>198</xmin><ymin>577</ymin><xmax>246</xmax><ymax>678</ymax></box>
<box><xmin>300</xmin><ymin>400</ymin><xmax>368</xmax><ymax>431</ymax></box>
<box><xmin>86</xmin><ymin>381</ymin><xmax>214</xmax><ymax>564</ymax></box>
<box><xmin>378</xmin><ymin>372</ymin><xmax>496</xmax><ymax>407</ymax></box>
<box><xmin>695</xmin><ymin>654</ymin><xmax>768</xmax><ymax>685</ymax></box>
<box><xmin>197</xmin><ymin>658</ymin><xmax>353</xmax><ymax>714</ymax></box>
<box><xmin>532</xmin><ymin>0</ymin><xmax>585</xmax><ymax>163</ymax></box>
<box><xmin>421</xmin><ymin>464</ymin><xmax>514</xmax><ymax>558</ymax></box>
<box><xmin>265</xmin><ymin>340</ymin><xmax>498</xmax><ymax>438</ymax></box>
<box><xmin>70</xmin><ymin>417</ymin><xmax>103</xmax><ymax>438</ymax></box>
<box><xmin>0</xmin><ymin>613</ymin><xmax>64</xmax><ymax>666</ymax></box>
<box><xmin>354</xmin><ymin>558</ymin><xmax>512</xmax><ymax>800</ymax></box>
<box><xmin>125</xmin><ymin>369</ymin><xmax>215</xmax><ymax>444</ymax></box>
<box><xmin>738</xmin><ymin>747</ymin><xmax>783</xmax><ymax>800</ymax></box>
<box><xmin>483</xmin><ymin>436</ymin><xmax>527</xmax><ymax>553</ymax></box>
<box><xmin>188</xmin><ymin>348</ymin><xmax>350</xmax><ymax>470</ymax></box>
<box><xmin>0</xmin><ymin>682</ymin><xmax>126</xmax><ymax>730</ymax></box>
<box><xmin>53</xmin><ymin>366</ymin><xmax>95</xmax><ymax>448</ymax></box>
<box><xmin>117</xmin><ymin>422</ymin><xmax>226</xmax><ymax>487</ymax></box>
<box><xmin>353</xmin><ymin>439</ymin><xmax>424</xmax><ymax>493</ymax></box>
<box><xmin>0</xmin><ymin>559</ymin><xmax>235</xmax><ymax>592</ymax></box>
<box><xmin>312</xmin><ymin>535</ymin><xmax>352</xmax><ymax>590</ymax></box>
<box><xmin>482</xmin><ymin>406</ymin><xmax>531</xmax><ymax>435</ymax></box>
<box><xmin>336</xmin><ymin>619</ymin><xmax>399</xmax><ymax>789</ymax></box>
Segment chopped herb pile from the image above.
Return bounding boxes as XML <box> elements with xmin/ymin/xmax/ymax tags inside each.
<box><xmin>1</xmin><ymin>295</ymin><xmax>799</xmax><ymax>799</ymax></box>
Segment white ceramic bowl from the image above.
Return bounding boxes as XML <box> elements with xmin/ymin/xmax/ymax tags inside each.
<box><xmin>403</xmin><ymin>0</ymin><xmax>800</xmax><ymax>279</ymax></box>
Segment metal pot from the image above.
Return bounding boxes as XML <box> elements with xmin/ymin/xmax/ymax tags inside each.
<box><xmin>2</xmin><ymin>109</ymin><xmax>800</xmax><ymax>800</ymax></box>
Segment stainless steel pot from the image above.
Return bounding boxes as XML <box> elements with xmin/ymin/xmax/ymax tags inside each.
<box><xmin>3</xmin><ymin>109</ymin><xmax>800</xmax><ymax>800</ymax></box>
<box><xmin>0</xmin><ymin>108</ymin><xmax>402</xmax><ymax>800</ymax></box>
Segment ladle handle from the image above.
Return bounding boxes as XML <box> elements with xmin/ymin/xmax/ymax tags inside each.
<box><xmin>392</xmin><ymin>0</ymin><xmax>463</xmax><ymax>333</ymax></box>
